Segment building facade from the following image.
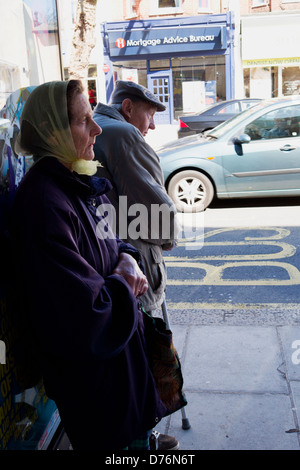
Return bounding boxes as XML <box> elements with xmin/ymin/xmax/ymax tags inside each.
<box><xmin>1</xmin><ymin>0</ymin><xmax>300</xmax><ymax>117</ymax></box>
<box><xmin>99</xmin><ymin>0</ymin><xmax>300</xmax><ymax>122</ymax></box>
<box><xmin>0</xmin><ymin>0</ymin><xmax>62</xmax><ymax>110</ymax></box>
<box><xmin>241</xmin><ymin>8</ymin><xmax>300</xmax><ymax>99</ymax></box>
<box><xmin>102</xmin><ymin>12</ymin><xmax>236</xmax><ymax>123</ymax></box>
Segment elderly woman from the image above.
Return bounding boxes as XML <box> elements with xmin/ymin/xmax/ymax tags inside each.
<box><xmin>9</xmin><ymin>80</ymin><xmax>167</xmax><ymax>450</ymax></box>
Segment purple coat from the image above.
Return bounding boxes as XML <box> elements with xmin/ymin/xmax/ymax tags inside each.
<box><xmin>10</xmin><ymin>157</ymin><xmax>166</xmax><ymax>450</ymax></box>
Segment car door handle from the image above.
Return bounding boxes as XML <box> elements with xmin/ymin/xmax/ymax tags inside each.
<box><xmin>280</xmin><ymin>144</ymin><xmax>297</xmax><ymax>151</ymax></box>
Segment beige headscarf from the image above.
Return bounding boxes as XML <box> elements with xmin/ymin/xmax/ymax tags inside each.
<box><xmin>15</xmin><ymin>80</ymin><xmax>101</xmax><ymax>175</ymax></box>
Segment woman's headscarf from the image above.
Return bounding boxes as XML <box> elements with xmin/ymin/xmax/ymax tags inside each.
<box><xmin>15</xmin><ymin>80</ymin><xmax>101</xmax><ymax>175</ymax></box>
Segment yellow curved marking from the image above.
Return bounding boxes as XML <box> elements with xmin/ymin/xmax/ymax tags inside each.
<box><xmin>166</xmin><ymin>261</ymin><xmax>300</xmax><ymax>285</ymax></box>
<box><xmin>203</xmin><ymin>227</ymin><xmax>291</xmax><ymax>241</ymax></box>
<box><xmin>166</xmin><ymin>302</ymin><xmax>300</xmax><ymax>310</ymax></box>
<box><xmin>176</xmin><ymin>226</ymin><xmax>291</xmax><ymax>246</ymax></box>
<box><xmin>166</xmin><ymin>241</ymin><xmax>296</xmax><ymax>261</ymax></box>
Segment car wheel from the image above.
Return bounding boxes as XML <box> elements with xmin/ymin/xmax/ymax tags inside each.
<box><xmin>168</xmin><ymin>170</ymin><xmax>214</xmax><ymax>212</ymax></box>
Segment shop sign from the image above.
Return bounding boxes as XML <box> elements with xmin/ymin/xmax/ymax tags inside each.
<box><xmin>108</xmin><ymin>26</ymin><xmax>226</xmax><ymax>57</ymax></box>
<box><xmin>243</xmin><ymin>57</ymin><xmax>300</xmax><ymax>68</ymax></box>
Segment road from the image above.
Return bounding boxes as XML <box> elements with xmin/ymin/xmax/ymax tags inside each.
<box><xmin>163</xmin><ymin>197</ymin><xmax>300</xmax><ymax>326</ymax></box>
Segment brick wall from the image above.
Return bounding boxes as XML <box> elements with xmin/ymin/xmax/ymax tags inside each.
<box><xmin>122</xmin><ymin>0</ymin><xmax>300</xmax><ymax>21</ymax></box>
<box><xmin>123</xmin><ymin>0</ymin><xmax>221</xmax><ymax>20</ymax></box>
<box><xmin>242</xmin><ymin>0</ymin><xmax>300</xmax><ymax>15</ymax></box>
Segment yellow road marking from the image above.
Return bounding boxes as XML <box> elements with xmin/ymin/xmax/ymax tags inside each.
<box><xmin>166</xmin><ymin>226</ymin><xmax>300</xmax><ymax>286</ymax></box>
<box><xmin>166</xmin><ymin>302</ymin><xmax>300</xmax><ymax>310</ymax></box>
<box><xmin>166</xmin><ymin>260</ymin><xmax>300</xmax><ymax>285</ymax></box>
<box><xmin>177</xmin><ymin>226</ymin><xmax>291</xmax><ymax>246</ymax></box>
<box><xmin>167</xmin><ymin>241</ymin><xmax>296</xmax><ymax>261</ymax></box>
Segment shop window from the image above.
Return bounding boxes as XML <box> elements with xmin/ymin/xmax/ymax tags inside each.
<box><xmin>24</xmin><ymin>0</ymin><xmax>58</xmax><ymax>47</ymax></box>
<box><xmin>244</xmin><ymin>68</ymin><xmax>250</xmax><ymax>98</ymax></box>
<box><xmin>22</xmin><ymin>0</ymin><xmax>61</xmax><ymax>83</ymax></box>
<box><xmin>149</xmin><ymin>59</ymin><xmax>171</xmax><ymax>71</ymax></box>
<box><xmin>244</xmin><ymin>65</ymin><xmax>300</xmax><ymax>99</ymax></box>
<box><xmin>282</xmin><ymin>67</ymin><xmax>300</xmax><ymax>96</ymax></box>
<box><xmin>112</xmin><ymin>60</ymin><xmax>147</xmax><ymax>88</ymax></box>
<box><xmin>171</xmin><ymin>56</ymin><xmax>226</xmax><ymax>119</ymax></box>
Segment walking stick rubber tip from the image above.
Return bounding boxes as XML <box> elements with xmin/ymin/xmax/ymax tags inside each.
<box><xmin>182</xmin><ymin>418</ymin><xmax>191</xmax><ymax>430</ymax></box>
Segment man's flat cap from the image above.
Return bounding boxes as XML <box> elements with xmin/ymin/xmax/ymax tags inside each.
<box><xmin>111</xmin><ymin>80</ymin><xmax>166</xmax><ymax>112</ymax></box>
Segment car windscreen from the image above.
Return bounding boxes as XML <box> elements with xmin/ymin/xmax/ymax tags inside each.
<box><xmin>206</xmin><ymin>101</ymin><xmax>266</xmax><ymax>139</ymax></box>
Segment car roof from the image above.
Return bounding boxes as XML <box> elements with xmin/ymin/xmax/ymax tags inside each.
<box><xmin>181</xmin><ymin>96</ymin><xmax>300</xmax><ymax>119</ymax></box>
<box><xmin>244</xmin><ymin>95</ymin><xmax>300</xmax><ymax>115</ymax></box>
<box><xmin>179</xmin><ymin>98</ymin><xmax>262</xmax><ymax>118</ymax></box>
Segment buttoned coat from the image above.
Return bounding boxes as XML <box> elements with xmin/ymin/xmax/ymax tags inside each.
<box><xmin>93</xmin><ymin>104</ymin><xmax>177</xmax><ymax>311</ymax></box>
<box><xmin>9</xmin><ymin>157</ymin><xmax>167</xmax><ymax>450</ymax></box>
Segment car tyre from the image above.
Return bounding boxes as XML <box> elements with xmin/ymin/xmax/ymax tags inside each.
<box><xmin>168</xmin><ymin>170</ymin><xmax>214</xmax><ymax>212</ymax></box>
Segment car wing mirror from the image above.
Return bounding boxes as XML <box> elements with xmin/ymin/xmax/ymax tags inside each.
<box><xmin>232</xmin><ymin>134</ymin><xmax>251</xmax><ymax>144</ymax></box>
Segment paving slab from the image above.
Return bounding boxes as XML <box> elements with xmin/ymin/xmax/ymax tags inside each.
<box><xmin>155</xmin><ymin>324</ymin><xmax>300</xmax><ymax>450</ymax></box>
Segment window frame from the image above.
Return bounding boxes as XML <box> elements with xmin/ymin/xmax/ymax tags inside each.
<box><xmin>126</xmin><ymin>0</ymin><xmax>137</xmax><ymax>18</ymax></box>
<box><xmin>252</xmin><ymin>0</ymin><xmax>268</xmax><ymax>7</ymax></box>
<box><xmin>150</xmin><ymin>0</ymin><xmax>183</xmax><ymax>16</ymax></box>
<box><xmin>198</xmin><ymin>0</ymin><xmax>211</xmax><ymax>12</ymax></box>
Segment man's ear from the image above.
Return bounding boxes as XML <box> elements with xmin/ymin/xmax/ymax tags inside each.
<box><xmin>121</xmin><ymin>98</ymin><xmax>134</xmax><ymax>120</ymax></box>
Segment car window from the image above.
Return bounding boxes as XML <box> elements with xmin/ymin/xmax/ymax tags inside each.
<box><xmin>241</xmin><ymin>100</ymin><xmax>259</xmax><ymax>111</ymax></box>
<box><xmin>206</xmin><ymin>100</ymin><xmax>292</xmax><ymax>140</ymax></box>
<box><xmin>216</xmin><ymin>102</ymin><xmax>240</xmax><ymax>115</ymax></box>
<box><xmin>243</xmin><ymin>105</ymin><xmax>300</xmax><ymax>141</ymax></box>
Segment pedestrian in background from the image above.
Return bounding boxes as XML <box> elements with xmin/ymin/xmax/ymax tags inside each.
<box><xmin>88</xmin><ymin>85</ymin><xmax>97</xmax><ymax>110</ymax></box>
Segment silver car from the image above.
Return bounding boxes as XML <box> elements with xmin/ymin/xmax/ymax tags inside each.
<box><xmin>158</xmin><ymin>96</ymin><xmax>300</xmax><ymax>212</ymax></box>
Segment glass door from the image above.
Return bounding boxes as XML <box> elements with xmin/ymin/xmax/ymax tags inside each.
<box><xmin>147</xmin><ymin>70</ymin><xmax>172</xmax><ymax>124</ymax></box>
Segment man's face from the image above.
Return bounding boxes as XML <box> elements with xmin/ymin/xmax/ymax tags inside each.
<box><xmin>127</xmin><ymin>100</ymin><xmax>157</xmax><ymax>136</ymax></box>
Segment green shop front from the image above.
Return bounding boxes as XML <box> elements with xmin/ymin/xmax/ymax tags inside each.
<box><xmin>101</xmin><ymin>13</ymin><xmax>236</xmax><ymax>124</ymax></box>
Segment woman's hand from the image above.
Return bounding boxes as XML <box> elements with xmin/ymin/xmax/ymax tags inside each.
<box><xmin>113</xmin><ymin>253</ymin><xmax>148</xmax><ymax>297</ymax></box>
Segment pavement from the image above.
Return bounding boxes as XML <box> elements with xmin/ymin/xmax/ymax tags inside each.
<box><xmin>153</xmin><ymin>306</ymin><xmax>300</xmax><ymax>451</ymax></box>
<box><xmin>57</xmin><ymin>295</ymin><xmax>300</xmax><ymax>452</ymax></box>
<box><xmin>147</xmin><ymin>123</ymin><xmax>300</xmax><ymax>451</ymax></box>
<box><xmin>60</xmin><ymin>124</ymin><xmax>300</xmax><ymax>451</ymax></box>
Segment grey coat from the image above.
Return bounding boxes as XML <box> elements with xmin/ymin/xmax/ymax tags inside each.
<box><xmin>93</xmin><ymin>103</ymin><xmax>178</xmax><ymax>311</ymax></box>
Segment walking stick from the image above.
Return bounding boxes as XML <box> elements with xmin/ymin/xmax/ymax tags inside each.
<box><xmin>161</xmin><ymin>300</ymin><xmax>191</xmax><ymax>430</ymax></box>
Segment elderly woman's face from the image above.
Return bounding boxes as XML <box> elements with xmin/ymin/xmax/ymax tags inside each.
<box><xmin>69</xmin><ymin>92</ymin><xmax>101</xmax><ymax>161</ymax></box>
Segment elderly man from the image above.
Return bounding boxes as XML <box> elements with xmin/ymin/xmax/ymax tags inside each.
<box><xmin>93</xmin><ymin>81</ymin><xmax>178</xmax><ymax>312</ymax></box>
<box><xmin>93</xmin><ymin>81</ymin><xmax>179</xmax><ymax>451</ymax></box>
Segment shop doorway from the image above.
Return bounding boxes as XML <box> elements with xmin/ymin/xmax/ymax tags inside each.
<box><xmin>87</xmin><ymin>79</ymin><xmax>97</xmax><ymax>110</ymax></box>
<box><xmin>147</xmin><ymin>70</ymin><xmax>172</xmax><ymax>124</ymax></box>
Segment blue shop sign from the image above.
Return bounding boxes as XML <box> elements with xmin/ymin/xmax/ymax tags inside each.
<box><xmin>108</xmin><ymin>26</ymin><xmax>227</xmax><ymax>57</ymax></box>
